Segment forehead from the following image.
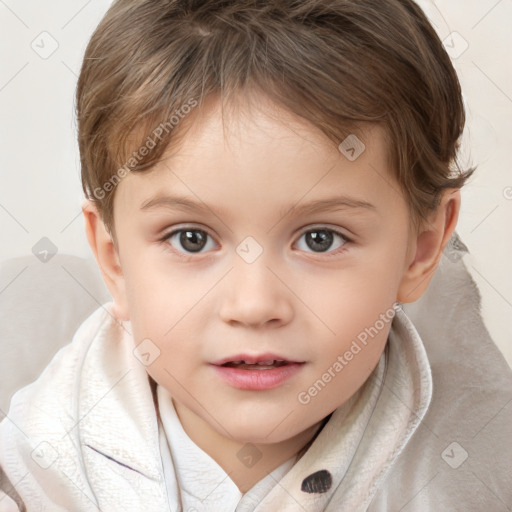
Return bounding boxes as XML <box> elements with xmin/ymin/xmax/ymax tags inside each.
<box><xmin>114</xmin><ymin>95</ymin><xmax>402</xmax><ymax>223</ymax></box>
<box><xmin>159</xmin><ymin>93</ymin><xmax>380</xmax><ymax>165</ymax></box>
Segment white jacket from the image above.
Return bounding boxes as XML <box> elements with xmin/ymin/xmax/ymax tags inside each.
<box><xmin>1</xmin><ymin>255</ymin><xmax>511</xmax><ymax>511</ymax></box>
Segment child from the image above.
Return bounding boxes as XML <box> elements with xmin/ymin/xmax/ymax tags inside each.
<box><xmin>1</xmin><ymin>0</ymin><xmax>511</xmax><ymax>510</ymax></box>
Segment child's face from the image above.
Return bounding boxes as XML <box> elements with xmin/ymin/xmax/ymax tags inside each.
<box><xmin>111</xmin><ymin>95</ymin><xmax>416</xmax><ymax>444</ymax></box>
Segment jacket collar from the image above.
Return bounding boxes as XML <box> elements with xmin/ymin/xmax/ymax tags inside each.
<box><xmin>77</xmin><ymin>306</ymin><xmax>164</xmax><ymax>482</ymax></box>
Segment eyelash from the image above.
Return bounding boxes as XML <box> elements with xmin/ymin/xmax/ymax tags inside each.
<box><xmin>159</xmin><ymin>225</ymin><xmax>352</xmax><ymax>259</ymax></box>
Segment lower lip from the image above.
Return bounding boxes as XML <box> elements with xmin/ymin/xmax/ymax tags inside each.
<box><xmin>211</xmin><ymin>363</ymin><xmax>304</xmax><ymax>390</ymax></box>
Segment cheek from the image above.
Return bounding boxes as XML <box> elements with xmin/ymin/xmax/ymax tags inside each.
<box><xmin>309</xmin><ymin>262</ymin><xmax>401</xmax><ymax>341</ymax></box>
<box><xmin>304</xmin><ymin>294</ymin><xmax>393</xmax><ymax>418</ymax></box>
<box><xmin>303</xmin><ymin>254</ymin><xmax>401</xmax><ymax>390</ymax></box>
<box><xmin>122</xmin><ymin>260</ymin><xmax>212</xmax><ymax>370</ymax></box>
<box><xmin>120</xmin><ymin>251</ymin><xmax>195</xmax><ymax>332</ymax></box>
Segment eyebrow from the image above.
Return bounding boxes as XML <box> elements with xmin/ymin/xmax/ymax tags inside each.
<box><xmin>140</xmin><ymin>194</ymin><xmax>377</xmax><ymax>218</ymax></box>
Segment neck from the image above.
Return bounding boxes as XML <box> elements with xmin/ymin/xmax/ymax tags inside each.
<box><xmin>173</xmin><ymin>400</ymin><xmax>325</xmax><ymax>493</ymax></box>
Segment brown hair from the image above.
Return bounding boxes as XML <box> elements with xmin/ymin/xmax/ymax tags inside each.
<box><xmin>76</xmin><ymin>0</ymin><xmax>474</xmax><ymax>235</ymax></box>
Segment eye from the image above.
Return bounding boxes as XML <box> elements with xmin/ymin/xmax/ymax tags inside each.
<box><xmin>295</xmin><ymin>228</ymin><xmax>349</xmax><ymax>254</ymax></box>
<box><xmin>165</xmin><ymin>228</ymin><xmax>217</xmax><ymax>254</ymax></box>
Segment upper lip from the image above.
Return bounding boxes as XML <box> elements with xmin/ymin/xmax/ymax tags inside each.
<box><xmin>210</xmin><ymin>353</ymin><xmax>305</xmax><ymax>366</ymax></box>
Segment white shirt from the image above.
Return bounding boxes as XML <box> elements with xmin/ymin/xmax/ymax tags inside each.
<box><xmin>156</xmin><ymin>385</ymin><xmax>298</xmax><ymax>511</ymax></box>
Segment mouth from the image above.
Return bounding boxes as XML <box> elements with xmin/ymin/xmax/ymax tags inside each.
<box><xmin>210</xmin><ymin>353</ymin><xmax>305</xmax><ymax>390</ymax></box>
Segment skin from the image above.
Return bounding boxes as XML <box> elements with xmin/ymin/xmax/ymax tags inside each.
<box><xmin>84</xmin><ymin>93</ymin><xmax>460</xmax><ymax>492</ymax></box>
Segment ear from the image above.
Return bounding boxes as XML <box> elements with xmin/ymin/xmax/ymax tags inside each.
<box><xmin>397</xmin><ymin>189</ymin><xmax>461</xmax><ymax>303</ymax></box>
<box><xmin>82</xmin><ymin>200</ymin><xmax>130</xmax><ymax>321</ymax></box>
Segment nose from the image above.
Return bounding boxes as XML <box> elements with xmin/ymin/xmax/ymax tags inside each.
<box><xmin>219</xmin><ymin>257</ymin><xmax>294</xmax><ymax>329</ymax></box>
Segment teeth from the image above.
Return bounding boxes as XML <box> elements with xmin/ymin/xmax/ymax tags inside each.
<box><xmin>224</xmin><ymin>359</ymin><xmax>289</xmax><ymax>366</ymax></box>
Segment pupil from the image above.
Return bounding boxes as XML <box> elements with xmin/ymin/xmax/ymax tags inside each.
<box><xmin>180</xmin><ymin>230</ymin><xmax>207</xmax><ymax>252</ymax></box>
<box><xmin>306</xmin><ymin>230</ymin><xmax>333</xmax><ymax>252</ymax></box>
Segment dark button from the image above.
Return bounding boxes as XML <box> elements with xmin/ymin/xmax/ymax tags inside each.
<box><xmin>301</xmin><ymin>469</ymin><xmax>332</xmax><ymax>493</ymax></box>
